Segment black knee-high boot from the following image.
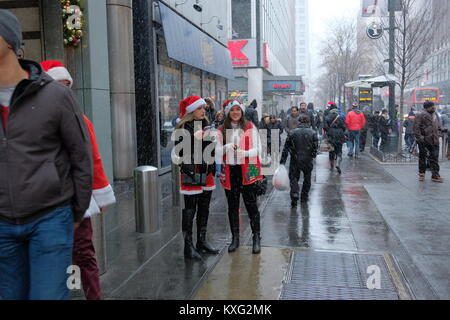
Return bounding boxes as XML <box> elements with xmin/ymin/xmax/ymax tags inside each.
<box><xmin>228</xmin><ymin>209</ymin><xmax>240</xmax><ymax>252</ymax></box>
<box><xmin>182</xmin><ymin>209</ymin><xmax>201</xmax><ymax>260</ymax></box>
<box><xmin>248</xmin><ymin>205</ymin><xmax>261</xmax><ymax>255</ymax></box>
<box><xmin>196</xmin><ymin>206</ymin><xmax>219</xmax><ymax>254</ymax></box>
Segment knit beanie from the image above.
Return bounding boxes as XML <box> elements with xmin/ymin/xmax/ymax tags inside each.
<box><xmin>0</xmin><ymin>9</ymin><xmax>22</xmax><ymax>54</ymax></box>
<box><xmin>224</xmin><ymin>100</ymin><xmax>245</xmax><ymax>116</ymax></box>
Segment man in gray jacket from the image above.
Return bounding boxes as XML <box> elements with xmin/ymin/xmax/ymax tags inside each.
<box><xmin>0</xmin><ymin>10</ymin><xmax>93</xmax><ymax>300</ymax></box>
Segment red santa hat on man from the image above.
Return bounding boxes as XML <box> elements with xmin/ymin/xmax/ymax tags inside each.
<box><xmin>179</xmin><ymin>96</ymin><xmax>207</xmax><ymax>120</ymax></box>
<box><xmin>223</xmin><ymin>100</ymin><xmax>245</xmax><ymax>116</ymax></box>
<box><xmin>40</xmin><ymin>60</ymin><xmax>74</xmax><ymax>88</ymax></box>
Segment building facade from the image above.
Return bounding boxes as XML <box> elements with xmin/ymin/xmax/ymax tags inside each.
<box><xmin>295</xmin><ymin>0</ymin><xmax>311</xmax><ymax>102</ymax></box>
<box><xmin>228</xmin><ymin>0</ymin><xmax>302</xmax><ymax>117</ymax></box>
<box><xmin>2</xmin><ymin>0</ymin><xmax>234</xmax><ymax>273</ymax></box>
<box><xmin>420</xmin><ymin>0</ymin><xmax>450</xmax><ymax>106</ymax></box>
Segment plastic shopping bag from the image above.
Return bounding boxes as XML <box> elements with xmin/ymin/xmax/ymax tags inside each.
<box><xmin>272</xmin><ymin>165</ymin><xmax>289</xmax><ymax>191</ymax></box>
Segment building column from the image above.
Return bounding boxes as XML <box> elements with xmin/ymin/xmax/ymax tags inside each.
<box><xmin>41</xmin><ymin>0</ymin><xmax>65</xmax><ymax>61</ymax></box>
<box><xmin>106</xmin><ymin>0</ymin><xmax>137</xmax><ymax>180</ymax></box>
<box><xmin>248</xmin><ymin>68</ymin><xmax>264</xmax><ymax>119</ymax></box>
<box><xmin>78</xmin><ymin>0</ymin><xmax>115</xmax><ymax>276</ymax></box>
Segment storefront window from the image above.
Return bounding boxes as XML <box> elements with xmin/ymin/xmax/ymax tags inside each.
<box><xmin>183</xmin><ymin>65</ymin><xmax>201</xmax><ymax>98</ymax></box>
<box><xmin>202</xmin><ymin>72</ymin><xmax>216</xmax><ymax>100</ymax></box>
<box><xmin>216</xmin><ymin>77</ymin><xmax>228</xmax><ymax>107</ymax></box>
<box><xmin>158</xmin><ymin>34</ymin><xmax>182</xmax><ymax>168</ymax></box>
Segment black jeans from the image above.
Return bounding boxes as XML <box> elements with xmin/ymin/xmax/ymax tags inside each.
<box><xmin>418</xmin><ymin>142</ymin><xmax>440</xmax><ymax>177</ymax></box>
<box><xmin>329</xmin><ymin>143</ymin><xmax>343</xmax><ymax>162</ymax></box>
<box><xmin>360</xmin><ymin>130</ymin><xmax>368</xmax><ymax>151</ymax></box>
<box><xmin>380</xmin><ymin>133</ymin><xmax>388</xmax><ymax>151</ymax></box>
<box><xmin>289</xmin><ymin>161</ymin><xmax>313</xmax><ymax>201</ymax></box>
<box><xmin>225</xmin><ymin>166</ymin><xmax>260</xmax><ymax>235</ymax></box>
<box><xmin>372</xmin><ymin>132</ymin><xmax>380</xmax><ymax>148</ymax></box>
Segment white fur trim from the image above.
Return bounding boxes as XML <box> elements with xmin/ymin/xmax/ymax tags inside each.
<box><xmin>180</xmin><ymin>189</ymin><xmax>204</xmax><ymax>195</ymax></box>
<box><xmin>92</xmin><ymin>185</ymin><xmax>116</xmax><ymax>208</ymax></box>
<box><xmin>225</xmin><ymin>101</ymin><xmax>245</xmax><ymax>116</ymax></box>
<box><xmin>46</xmin><ymin>67</ymin><xmax>73</xmax><ymax>88</ymax></box>
<box><xmin>83</xmin><ymin>196</ymin><xmax>101</xmax><ymax>219</ymax></box>
<box><xmin>186</xmin><ymin>98</ymin><xmax>206</xmax><ymax>114</ymax></box>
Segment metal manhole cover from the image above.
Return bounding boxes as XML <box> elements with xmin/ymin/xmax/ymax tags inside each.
<box><xmin>280</xmin><ymin>250</ymin><xmax>407</xmax><ymax>300</ymax></box>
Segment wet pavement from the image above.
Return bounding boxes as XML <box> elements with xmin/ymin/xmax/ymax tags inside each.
<box><xmin>96</xmin><ymin>146</ymin><xmax>450</xmax><ymax>300</ymax></box>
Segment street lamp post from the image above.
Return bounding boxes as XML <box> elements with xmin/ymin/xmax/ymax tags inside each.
<box><xmin>388</xmin><ymin>0</ymin><xmax>396</xmax><ymax>122</ymax></box>
<box><xmin>386</xmin><ymin>0</ymin><xmax>399</xmax><ymax>153</ymax></box>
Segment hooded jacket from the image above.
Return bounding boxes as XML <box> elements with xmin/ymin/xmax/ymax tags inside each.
<box><xmin>0</xmin><ymin>60</ymin><xmax>93</xmax><ymax>224</ymax></box>
<box><xmin>345</xmin><ymin>109</ymin><xmax>366</xmax><ymax>131</ymax></box>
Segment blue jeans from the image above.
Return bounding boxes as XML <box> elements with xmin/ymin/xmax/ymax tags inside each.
<box><xmin>347</xmin><ymin>130</ymin><xmax>361</xmax><ymax>156</ymax></box>
<box><xmin>0</xmin><ymin>206</ymin><xmax>74</xmax><ymax>300</ymax></box>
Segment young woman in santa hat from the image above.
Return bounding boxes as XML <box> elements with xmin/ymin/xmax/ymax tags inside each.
<box><xmin>175</xmin><ymin>96</ymin><xmax>219</xmax><ymax>260</ymax></box>
<box><xmin>216</xmin><ymin>100</ymin><xmax>264</xmax><ymax>254</ymax></box>
<box><xmin>40</xmin><ymin>60</ymin><xmax>116</xmax><ymax>300</ymax></box>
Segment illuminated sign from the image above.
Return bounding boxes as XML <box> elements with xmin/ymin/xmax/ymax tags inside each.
<box><xmin>359</xmin><ymin>88</ymin><xmax>373</xmax><ymax>103</ymax></box>
<box><xmin>273</xmin><ymin>84</ymin><xmax>291</xmax><ymax>89</ymax></box>
<box><xmin>228</xmin><ymin>40</ymin><xmax>249</xmax><ymax>66</ymax></box>
<box><xmin>263</xmin><ymin>43</ymin><xmax>270</xmax><ymax>69</ymax></box>
<box><xmin>227</xmin><ymin>39</ymin><xmax>257</xmax><ymax>67</ymax></box>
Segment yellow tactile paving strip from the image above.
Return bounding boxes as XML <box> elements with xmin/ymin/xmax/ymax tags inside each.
<box><xmin>194</xmin><ymin>247</ymin><xmax>292</xmax><ymax>300</ymax></box>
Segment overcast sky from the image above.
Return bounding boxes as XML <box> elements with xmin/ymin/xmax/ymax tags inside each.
<box><xmin>309</xmin><ymin>0</ymin><xmax>361</xmax><ymax>82</ymax></box>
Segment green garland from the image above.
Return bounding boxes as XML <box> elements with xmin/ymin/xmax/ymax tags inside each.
<box><xmin>61</xmin><ymin>0</ymin><xmax>84</xmax><ymax>47</ymax></box>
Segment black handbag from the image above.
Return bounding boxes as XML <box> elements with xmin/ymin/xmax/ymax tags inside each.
<box><xmin>182</xmin><ymin>164</ymin><xmax>209</xmax><ymax>187</ymax></box>
<box><xmin>254</xmin><ymin>176</ymin><xmax>268</xmax><ymax>196</ymax></box>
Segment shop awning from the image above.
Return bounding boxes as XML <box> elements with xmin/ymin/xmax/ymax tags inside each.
<box><xmin>159</xmin><ymin>1</ymin><xmax>234</xmax><ymax>80</ymax></box>
<box><xmin>345</xmin><ymin>74</ymin><xmax>398</xmax><ymax>88</ymax></box>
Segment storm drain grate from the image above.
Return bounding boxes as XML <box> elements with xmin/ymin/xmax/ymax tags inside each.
<box><xmin>280</xmin><ymin>251</ymin><xmax>402</xmax><ymax>300</ymax></box>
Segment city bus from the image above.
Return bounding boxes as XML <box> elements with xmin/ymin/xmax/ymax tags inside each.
<box><xmin>407</xmin><ymin>88</ymin><xmax>441</xmax><ymax>107</ymax></box>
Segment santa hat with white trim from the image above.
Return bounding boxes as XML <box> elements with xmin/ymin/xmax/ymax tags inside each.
<box><xmin>40</xmin><ymin>60</ymin><xmax>74</xmax><ymax>88</ymax></box>
<box><xmin>179</xmin><ymin>96</ymin><xmax>206</xmax><ymax>120</ymax></box>
<box><xmin>224</xmin><ymin>99</ymin><xmax>245</xmax><ymax>116</ymax></box>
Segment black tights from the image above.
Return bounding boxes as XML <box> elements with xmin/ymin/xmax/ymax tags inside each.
<box><xmin>225</xmin><ymin>166</ymin><xmax>260</xmax><ymax>235</ymax></box>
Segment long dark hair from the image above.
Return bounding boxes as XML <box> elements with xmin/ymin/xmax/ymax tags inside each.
<box><xmin>220</xmin><ymin>109</ymin><xmax>248</xmax><ymax>144</ymax></box>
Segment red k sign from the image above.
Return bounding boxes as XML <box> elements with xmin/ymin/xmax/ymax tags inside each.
<box><xmin>228</xmin><ymin>40</ymin><xmax>249</xmax><ymax>66</ymax></box>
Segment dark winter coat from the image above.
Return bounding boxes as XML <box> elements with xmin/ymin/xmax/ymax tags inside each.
<box><xmin>379</xmin><ymin>115</ymin><xmax>392</xmax><ymax>135</ymax></box>
<box><xmin>324</xmin><ymin>111</ymin><xmax>347</xmax><ymax>145</ymax></box>
<box><xmin>414</xmin><ymin>110</ymin><xmax>443</xmax><ymax>146</ymax></box>
<box><xmin>245</xmin><ymin>101</ymin><xmax>259</xmax><ymax>127</ymax></box>
<box><xmin>281</xmin><ymin>124</ymin><xmax>319</xmax><ymax>165</ymax></box>
<box><xmin>403</xmin><ymin>117</ymin><xmax>415</xmax><ymax>135</ymax></box>
<box><xmin>0</xmin><ymin>59</ymin><xmax>93</xmax><ymax>224</ymax></box>
<box><xmin>285</xmin><ymin>114</ymin><xmax>300</xmax><ymax>133</ymax></box>
<box><xmin>299</xmin><ymin>110</ymin><xmax>316</xmax><ymax>130</ymax></box>
<box><xmin>175</xmin><ymin>119</ymin><xmax>215</xmax><ymax>176</ymax></box>
<box><xmin>368</xmin><ymin>115</ymin><xmax>381</xmax><ymax>134</ymax></box>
